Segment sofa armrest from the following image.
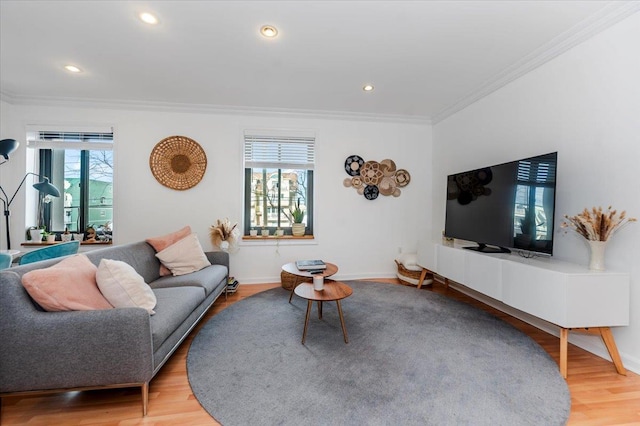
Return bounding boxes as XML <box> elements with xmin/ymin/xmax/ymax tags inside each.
<box><xmin>205</xmin><ymin>251</ymin><xmax>229</xmax><ymax>270</ymax></box>
<box><xmin>0</xmin><ymin>279</ymin><xmax>153</xmax><ymax>393</ymax></box>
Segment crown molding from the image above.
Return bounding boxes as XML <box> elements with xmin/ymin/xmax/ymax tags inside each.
<box><xmin>4</xmin><ymin>2</ymin><xmax>635</xmax><ymax>127</ymax></box>
<box><xmin>0</xmin><ymin>92</ymin><xmax>431</xmax><ymax>125</ymax></box>
<box><xmin>431</xmin><ymin>1</ymin><xmax>640</xmax><ymax>124</ymax></box>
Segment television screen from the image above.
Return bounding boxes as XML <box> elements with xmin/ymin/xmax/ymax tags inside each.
<box><xmin>444</xmin><ymin>152</ymin><xmax>558</xmax><ymax>255</ymax></box>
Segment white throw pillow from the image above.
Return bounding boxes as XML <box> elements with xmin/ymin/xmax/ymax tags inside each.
<box><xmin>96</xmin><ymin>259</ymin><xmax>157</xmax><ymax>314</ymax></box>
<box><xmin>155</xmin><ymin>233</ymin><xmax>211</xmax><ymax>276</ymax></box>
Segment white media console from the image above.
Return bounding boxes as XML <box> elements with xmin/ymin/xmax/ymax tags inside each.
<box><xmin>417</xmin><ymin>243</ymin><xmax>630</xmax><ymax>378</ymax></box>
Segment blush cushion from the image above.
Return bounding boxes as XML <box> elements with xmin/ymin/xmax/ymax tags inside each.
<box><xmin>21</xmin><ymin>254</ymin><xmax>113</xmax><ymax>311</ymax></box>
<box><xmin>146</xmin><ymin>226</ymin><xmax>192</xmax><ymax>276</ymax></box>
<box><xmin>155</xmin><ymin>233</ymin><xmax>211</xmax><ymax>276</ymax></box>
<box><xmin>96</xmin><ymin>259</ymin><xmax>157</xmax><ymax>314</ymax></box>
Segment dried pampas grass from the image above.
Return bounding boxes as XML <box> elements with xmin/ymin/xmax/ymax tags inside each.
<box><xmin>561</xmin><ymin>206</ymin><xmax>636</xmax><ymax>241</ymax></box>
<box><xmin>210</xmin><ymin>218</ymin><xmax>238</xmax><ymax>251</ymax></box>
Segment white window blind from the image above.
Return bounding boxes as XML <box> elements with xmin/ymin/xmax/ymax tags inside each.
<box><xmin>27</xmin><ymin>129</ymin><xmax>114</xmax><ymax>151</ymax></box>
<box><xmin>244</xmin><ymin>132</ymin><xmax>315</xmax><ymax>170</ymax></box>
<box><xmin>517</xmin><ymin>158</ymin><xmax>556</xmax><ymax>184</ymax></box>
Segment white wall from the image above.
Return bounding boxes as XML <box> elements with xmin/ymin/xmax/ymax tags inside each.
<box><xmin>0</xmin><ymin>99</ymin><xmax>27</xmax><ymax>249</ymax></box>
<box><xmin>0</xmin><ymin>104</ymin><xmax>432</xmax><ymax>282</ymax></box>
<box><xmin>432</xmin><ymin>13</ymin><xmax>640</xmax><ymax>372</ymax></box>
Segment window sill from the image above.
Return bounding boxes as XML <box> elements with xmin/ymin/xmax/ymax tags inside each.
<box><xmin>21</xmin><ymin>241</ymin><xmax>113</xmax><ymax>247</ymax></box>
<box><xmin>242</xmin><ymin>235</ymin><xmax>314</xmax><ymax>241</ymax></box>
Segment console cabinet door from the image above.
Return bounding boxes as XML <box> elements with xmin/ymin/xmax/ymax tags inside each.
<box><xmin>464</xmin><ymin>251</ymin><xmax>502</xmax><ymax>300</ymax></box>
<box><xmin>562</xmin><ymin>273</ymin><xmax>629</xmax><ymax>328</ymax></box>
<box><xmin>502</xmin><ymin>261</ymin><xmax>630</xmax><ymax>328</ymax></box>
<box><xmin>436</xmin><ymin>245</ymin><xmax>465</xmax><ymax>283</ymax></box>
<box><xmin>502</xmin><ymin>261</ymin><xmax>567</xmax><ymax>326</ymax></box>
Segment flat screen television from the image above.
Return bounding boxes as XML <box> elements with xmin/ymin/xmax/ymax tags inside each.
<box><xmin>444</xmin><ymin>152</ymin><xmax>558</xmax><ymax>255</ymax></box>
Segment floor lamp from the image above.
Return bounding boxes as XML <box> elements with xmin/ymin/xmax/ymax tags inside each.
<box><xmin>0</xmin><ymin>139</ymin><xmax>61</xmax><ymax>249</ymax></box>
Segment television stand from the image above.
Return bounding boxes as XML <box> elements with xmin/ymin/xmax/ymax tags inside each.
<box><xmin>424</xmin><ymin>243</ymin><xmax>629</xmax><ymax>378</ymax></box>
<box><xmin>463</xmin><ymin>243</ymin><xmax>511</xmax><ymax>254</ymax></box>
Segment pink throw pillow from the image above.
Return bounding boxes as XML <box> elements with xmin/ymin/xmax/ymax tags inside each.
<box><xmin>21</xmin><ymin>254</ymin><xmax>113</xmax><ymax>312</ymax></box>
<box><xmin>146</xmin><ymin>226</ymin><xmax>192</xmax><ymax>276</ymax></box>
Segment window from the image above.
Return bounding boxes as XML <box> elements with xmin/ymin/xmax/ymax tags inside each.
<box><xmin>27</xmin><ymin>129</ymin><xmax>114</xmax><ymax>237</ymax></box>
<box><xmin>243</xmin><ymin>130</ymin><xmax>315</xmax><ymax>236</ymax></box>
<box><xmin>513</xmin><ymin>156</ymin><xmax>556</xmax><ymax>242</ymax></box>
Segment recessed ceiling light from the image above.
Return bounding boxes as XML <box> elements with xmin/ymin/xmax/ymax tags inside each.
<box><xmin>64</xmin><ymin>65</ymin><xmax>82</xmax><ymax>73</ymax></box>
<box><xmin>260</xmin><ymin>25</ymin><xmax>278</xmax><ymax>38</ymax></box>
<box><xmin>140</xmin><ymin>12</ymin><xmax>158</xmax><ymax>25</ymax></box>
<box><xmin>363</xmin><ymin>84</ymin><xmax>375</xmax><ymax>92</ymax></box>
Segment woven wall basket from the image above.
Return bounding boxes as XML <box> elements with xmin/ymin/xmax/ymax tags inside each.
<box><xmin>149</xmin><ymin>135</ymin><xmax>207</xmax><ymax>190</ymax></box>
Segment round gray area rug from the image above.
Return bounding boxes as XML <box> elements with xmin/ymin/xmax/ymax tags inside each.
<box><xmin>187</xmin><ymin>281</ymin><xmax>570</xmax><ymax>425</ymax></box>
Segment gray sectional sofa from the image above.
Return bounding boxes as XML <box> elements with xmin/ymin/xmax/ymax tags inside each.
<box><xmin>0</xmin><ymin>241</ymin><xmax>229</xmax><ymax>415</ymax></box>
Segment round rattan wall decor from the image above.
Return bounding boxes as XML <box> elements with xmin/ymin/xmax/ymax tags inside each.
<box><xmin>149</xmin><ymin>135</ymin><xmax>207</xmax><ymax>190</ymax></box>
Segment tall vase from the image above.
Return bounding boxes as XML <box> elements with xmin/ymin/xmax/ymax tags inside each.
<box><xmin>588</xmin><ymin>240</ymin><xmax>607</xmax><ymax>272</ymax></box>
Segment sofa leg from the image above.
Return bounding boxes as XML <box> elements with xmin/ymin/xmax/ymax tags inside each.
<box><xmin>141</xmin><ymin>382</ymin><xmax>149</xmax><ymax>416</ymax></box>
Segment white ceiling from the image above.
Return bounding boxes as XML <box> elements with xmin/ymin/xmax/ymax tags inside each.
<box><xmin>1</xmin><ymin>1</ymin><xmax>637</xmax><ymax>122</ymax></box>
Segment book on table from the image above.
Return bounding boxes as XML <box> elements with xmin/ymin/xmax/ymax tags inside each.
<box><xmin>296</xmin><ymin>259</ymin><xmax>327</xmax><ymax>271</ymax></box>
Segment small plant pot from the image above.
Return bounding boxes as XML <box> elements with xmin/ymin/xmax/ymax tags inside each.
<box><xmin>249</xmin><ymin>229</ymin><xmax>258</xmax><ymax>237</ymax></box>
<box><xmin>29</xmin><ymin>229</ymin><xmax>44</xmax><ymax>242</ymax></box>
<box><xmin>261</xmin><ymin>229</ymin><xmax>270</xmax><ymax>237</ymax></box>
<box><xmin>275</xmin><ymin>229</ymin><xmax>284</xmax><ymax>237</ymax></box>
<box><xmin>292</xmin><ymin>223</ymin><xmax>305</xmax><ymax>237</ymax></box>
<box><xmin>46</xmin><ymin>235</ymin><xmax>56</xmax><ymax>243</ymax></box>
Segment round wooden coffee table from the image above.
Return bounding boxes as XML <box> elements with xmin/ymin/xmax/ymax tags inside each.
<box><xmin>294</xmin><ymin>281</ymin><xmax>353</xmax><ymax>344</ymax></box>
<box><xmin>281</xmin><ymin>262</ymin><xmax>338</xmax><ymax>303</ymax></box>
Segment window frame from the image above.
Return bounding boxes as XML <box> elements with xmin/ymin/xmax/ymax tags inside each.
<box><xmin>243</xmin><ymin>168</ymin><xmax>314</xmax><ymax>235</ymax></box>
<box><xmin>27</xmin><ymin>129</ymin><xmax>114</xmax><ymax>236</ymax></box>
<box><xmin>242</xmin><ymin>130</ymin><xmax>315</xmax><ymax>238</ymax></box>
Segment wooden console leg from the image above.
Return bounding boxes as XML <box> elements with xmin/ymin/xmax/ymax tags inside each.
<box><xmin>560</xmin><ymin>327</ymin><xmax>626</xmax><ymax>378</ymax></box>
<box><xmin>417</xmin><ymin>268</ymin><xmax>428</xmax><ymax>289</ymax></box>
<box><xmin>599</xmin><ymin>327</ymin><xmax>627</xmax><ymax>375</ymax></box>
<box><xmin>559</xmin><ymin>328</ymin><xmax>569</xmax><ymax>379</ymax></box>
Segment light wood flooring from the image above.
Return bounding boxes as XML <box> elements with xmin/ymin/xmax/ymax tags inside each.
<box><xmin>1</xmin><ymin>279</ymin><xmax>639</xmax><ymax>425</ymax></box>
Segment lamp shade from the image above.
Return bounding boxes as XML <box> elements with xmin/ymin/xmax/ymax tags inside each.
<box><xmin>32</xmin><ymin>177</ymin><xmax>61</xmax><ymax>197</ymax></box>
<box><xmin>0</xmin><ymin>139</ymin><xmax>19</xmax><ymax>160</ymax></box>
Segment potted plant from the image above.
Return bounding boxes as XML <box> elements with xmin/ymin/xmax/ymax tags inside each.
<box><xmin>27</xmin><ymin>226</ymin><xmax>45</xmax><ymax>242</ymax></box>
<box><xmin>42</xmin><ymin>227</ymin><xmax>56</xmax><ymax>243</ymax></box>
<box><xmin>290</xmin><ymin>198</ymin><xmax>305</xmax><ymax>236</ymax></box>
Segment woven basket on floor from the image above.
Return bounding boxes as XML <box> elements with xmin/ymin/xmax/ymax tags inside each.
<box><xmin>280</xmin><ymin>271</ymin><xmax>313</xmax><ymax>290</ymax></box>
<box><xmin>395</xmin><ymin>259</ymin><xmax>432</xmax><ymax>286</ymax></box>
<box><xmin>149</xmin><ymin>135</ymin><xmax>207</xmax><ymax>190</ymax></box>
<box><xmin>280</xmin><ymin>270</ymin><xmax>312</xmax><ymax>290</ymax></box>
